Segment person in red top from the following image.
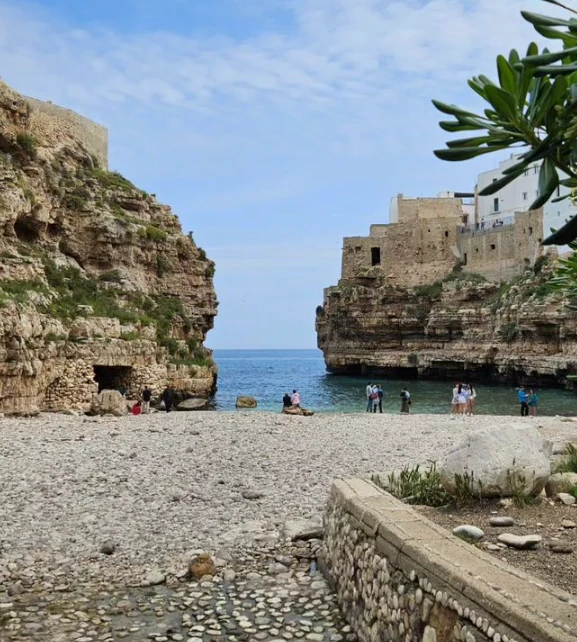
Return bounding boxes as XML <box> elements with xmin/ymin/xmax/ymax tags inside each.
<box><xmin>132</xmin><ymin>401</ymin><xmax>142</xmax><ymax>416</ymax></box>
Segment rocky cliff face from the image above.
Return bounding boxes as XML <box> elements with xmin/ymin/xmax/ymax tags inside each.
<box><xmin>0</xmin><ymin>81</ymin><xmax>217</xmax><ymax>414</ymax></box>
<box><xmin>316</xmin><ymin>261</ymin><xmax>577</xmax><ymax>387</ymax></box>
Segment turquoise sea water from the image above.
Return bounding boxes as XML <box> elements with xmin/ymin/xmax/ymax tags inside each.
<box><xmin>212</xmin><ymin>349</ymin><xmax>577</xmax><ymax>416</ymax></box>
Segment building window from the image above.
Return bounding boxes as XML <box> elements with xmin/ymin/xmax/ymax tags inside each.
<box><xmin>354</xmin><ymin>246</ymin><xmax>361</xmax><ymax>253</ymax></box>
<box><xmin>371</xmin><ymin>247</ymin><xmax>381</xmax><ymax>266</ymax></box>
<box><xmin>490</xmin><ymin>244</ymin><xmax>496</xmax><ymax>250</ymax></box>
<box><xmin>463</xmin><ymin>253</ymin><xmax>468</xmax><ymax>266</ymax></box>
<box><xmin>535</xmin><ymin>166</ymin><xmax>539</xmax><ymax>175</ymax></box>
<box><xmin>493</xmin><ymin>198</ymin><xmax>499</xmax><ymax>212</ymax></box>
<box><xmin>475</xmin><ymin>248</ymin><xmax>479</xmax><ymax>253</ymax></box>
<box><xmin>524</xmin><ymin>169</ymin><xmax>529</xmax><ymax>177</ymax></box>
<box><xmin>557</xmin><ymin>186</ymin><xmax>561</xmax><ymax>197</ymax></box>
<box><xmin>529</xmin><ymin>226</ymin><xmax>533</xmax><ymax>236</ymax></box>
<box><xmin>492</xmin><ymin>178</ymin><xmax>497</xmax><ymax>183</ymax></box>
<box><xmin>444</xmin><ymin>231</ymin><xmax>449</xmax><ymax>237</ymax></box>
<box><xmin>522</xmin><ymin>192</ymin><xmax>527</xmax><ymax>201</ymax></box>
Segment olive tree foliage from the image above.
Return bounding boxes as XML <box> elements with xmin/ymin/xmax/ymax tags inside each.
<box><xmin>432</xmin><ymin>0</ymin><xmax>577</xmax><ymax>246</ymax></box>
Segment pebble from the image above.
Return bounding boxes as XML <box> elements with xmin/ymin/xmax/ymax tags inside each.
<box><xmin>557</xmin><ymin>493</ymin><xmax>576</xmax><ymax>506</ymax></box>
<box><xmin>489</xmin><ymin>516</ymin><xmax>515</xmax><ymax>527</ymax></box>
<box><xmin>452</xmin><ymin>525</ymin><xmax>484</xmax><ymax>541</ymax></box>
<box><xmin>561</xmin><ymin>519</ymin><xmax>576</xmax><ymax>529</ymax></box>
<box><xmin>497</xmin><ymin>534</ymin><xmax>542</xmax><ymax>550</ymax></box>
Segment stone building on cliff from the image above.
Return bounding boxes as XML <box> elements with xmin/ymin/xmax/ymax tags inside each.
<box><xmin>0</xmin><ymin>80</ymin><xmax>217</xmax><ymax>415</ymax></box>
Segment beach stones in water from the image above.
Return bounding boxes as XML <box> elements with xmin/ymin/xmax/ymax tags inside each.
<box><xmin>489</xmin><ymin>516</ymin><xmax>515</xmax><ymax>527</ymax></box>
<box><xmin>452</xmin><ymin>525</ymin><xmax>484</xmax><ymax>541</ymax></box>
<box><xmin>497</xmin><ymin>533</ymin><xmax>542</xmax><ymax>550</ymax></box>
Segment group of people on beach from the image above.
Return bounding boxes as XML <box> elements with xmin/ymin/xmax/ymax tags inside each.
<box><xmin>451</xmin><ymin>382</ymin><xmax>477</xmax><ymax>416</ymax></box>
<box><xmin>365</xmin><ymin>383</ymin><xmax>412</xmax><ymax>414</ymax></box>
<box><xmin>517</xmin><ymin>385</ymin><xmax>538</xmax><ymax>417</ymax></box>
<box><xmin>282</xmin><ymin>390</ymin><xmax>301</xmax><ymax>409</ymax></box>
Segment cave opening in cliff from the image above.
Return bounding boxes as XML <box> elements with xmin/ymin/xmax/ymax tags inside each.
<box><xmin>14</xmin><ymin>216</ymin><xmax>40</xmax><ymax>243</ymax></box>
<box><xmin>93</xmin><ymin>365</ymin><xmax>134</xmax><ymax>393</ymax></box>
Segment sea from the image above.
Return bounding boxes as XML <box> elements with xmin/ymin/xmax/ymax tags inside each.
<box><xmin>212</xmin><ymin>349</ymin><xmax>577</xmax><ymax>416</ymax></box>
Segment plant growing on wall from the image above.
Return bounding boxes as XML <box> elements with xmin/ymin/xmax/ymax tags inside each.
<box><xmin>432</xmin><ymin>0</ymin><xmax>577</xmax><ymax>246</ymax></box>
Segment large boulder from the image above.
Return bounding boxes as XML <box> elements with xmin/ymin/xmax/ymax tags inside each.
<box><xmin>236</xmin><ymin>396</ymin><xmax>257</xmax><ymax>408</ymax></box>
<box><xmin>90</xmin><ymin>390</ymin><xmax>127</xmax><ymax>416</ymax></box>
<box><xmin>177</xmin><ymin>398</ymin><xmax>208</xmax><ymax>411</ymax></box>
<box><xmin>439</xmin><ymin>425</ymin><xmax>552</xmax><ymax>497</ymax></box>
<box><xmin>545</xmin><ymin>472</ymin><xmax>577</xmax><ymax>497</ymax></box>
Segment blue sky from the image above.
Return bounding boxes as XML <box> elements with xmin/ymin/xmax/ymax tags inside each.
<box><xmin>0</xmin><ymin>0</ymin><xmax>551</xmax><ymax>348</ymax></box>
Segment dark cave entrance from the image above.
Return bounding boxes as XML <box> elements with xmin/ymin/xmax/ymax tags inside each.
<box><xmin>14</xmin><ymin>216</ymin><xmax>41</xmax><ymax>243</ymax></box>
<box><xmin>93</xmin><ymin>365</ymin><xmax>134</xmax><ymax>393</ymax></box>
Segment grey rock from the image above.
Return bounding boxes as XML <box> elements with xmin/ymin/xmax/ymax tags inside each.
<box><xmin>177</xmin><ymin>398</ymin><xmax>208</xmax><ymax>411</ymax></box>
<box><xmin>562</xmin><ymin>519</ymin><xmax>576</xmax><ymax>529</ymax></box>
<box><xmin>497</xmin><ymin>533</ymin><xmax>542</xmax><ymax>550</ymax></box>
<box><xmin>489</xmin><ymin>516</ymin><xmax>515</xmax><ymax>527</ymax></box>
<box><xmin>282</xmin><ymin>519</ymin><xmax>324</xmax><ymax>541</ymax></box>
<box><xmin>550</xmin><ymin>544</ymin><xmax>574</xmax><ymax>554</ymax></box>
<box><xmin>558</xmin><ymin>493</ymin><xmax>577</xmax><ymax>505</ymax></box>
<box><xmin>100</xmin><ymin>541</ymin><xmax>116</xmax><ymax>555</ymax></box>
<box><xmin>545</xmin><ymin>472</ymin><xmax>577</xmax><ymax>497</ymax></box>
<box><xmin>7</xmin><ymin>583</ymin><xmax>23</xmax><ymax>596</ymax></box>
<box><xmin>452</xmin><ymin>525</ymin><xmax>484</xmax><ymax>541</ymax></box>
<box><xmin>143</xmin><ymin>569</ymin><xmax>166</xmax><ymax>586</ymax></box>
<box><xmin>242</xmin><ymin>490</ymin><xmax>264</xmax><ymax>500</ymax></box>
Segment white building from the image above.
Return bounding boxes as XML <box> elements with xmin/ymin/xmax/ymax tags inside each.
<box><xmin>476</xmin><ymin>153</ymin><xmax>574</xmax><ymax>254</ymax></box>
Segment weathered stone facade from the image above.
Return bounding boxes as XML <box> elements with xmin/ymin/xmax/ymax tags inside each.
<box><xmin>0</xmin><ymin>80</ymin><xmax>217</xmax><ymax>414</ymax></box>
<box><xmin>322</xmin><ymin>478</ymin><xmax>576</xmax><ymax>642</ymax></box>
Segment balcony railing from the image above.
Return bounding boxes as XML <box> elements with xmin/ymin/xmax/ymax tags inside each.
<box><xmin>459</xmin><ymin>215</ymin><xmax>515</xmax><ymax>235</ymax></box>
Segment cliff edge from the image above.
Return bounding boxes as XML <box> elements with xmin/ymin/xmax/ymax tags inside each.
<box><xmin>0</xmin><ymin>80</ymin><xmax>217</xmax><ymax>414</ymax></box>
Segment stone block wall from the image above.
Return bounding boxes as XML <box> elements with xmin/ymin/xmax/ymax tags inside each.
<box><xmin>322</xmin><ymin>478</ymin><xmax>576</xmax><ymax>642</ymax></box>
<box><xmin>24</xmin><ymin>96</ymin><xmax>108</xmax><ymax>169</ymax></box>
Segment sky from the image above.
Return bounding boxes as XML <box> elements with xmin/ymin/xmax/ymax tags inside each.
<box><xmin>0</xmin><ymin>0</ymin><xmax>557</xmax><ymax>348</ymax></box>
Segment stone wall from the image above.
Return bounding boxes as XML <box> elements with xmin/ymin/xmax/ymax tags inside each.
<box><xmin>396</xmin><ymin>197</ymin><xmax>465</xmax><ymax>223</ymax></box>
<box><xmin>322</xmin><ymin>478</ymin><xmax>576</xmax><ymax>642</ymax></box>
<box><xmin>460</xmin><ymin>210</ymin><xmax>544</xmax><ymax>282</ymax></box>
<box><xmin>24</xmin><ymin>96</ymin><xmax>108</xmax><ymax>168</ymax></box>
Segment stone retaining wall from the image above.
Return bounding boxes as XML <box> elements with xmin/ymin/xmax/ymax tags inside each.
<box><xmin>321</xmin><ymin>478</ymin><xmax>576</xmax><ymax>642</ymax></box>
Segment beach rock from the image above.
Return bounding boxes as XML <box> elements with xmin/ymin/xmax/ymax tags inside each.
<box><xmin>558</xmin><ymin>493</ymin><xmax>576</xmax><ymax>505</ymax></box>
<box><xmin>282</xmin><ymin>518</ymin><xmax>324</xmax><ymax>541</ymax></box>
<box><xmin>283</xmin><ymin>407</ymin><xmax>314</xmax><ymax>416</ymax></box>
<box><xmin>236</xmin><ymin>396</ymin><xmax>257</xmax><ymax>408</ymax></box>
<box><xmin>439</xmin><ymin>425</ymin><xmax>552</xmax><ymax>497</ymax></box>
<box><xmin>143</xmin><ymin>569</ymin><xmax>166</xmax><ymax>586</ymax></box>
<box><xmin>90</xmin><ymin>390</ymin><xmax>127</xmax><ymax>417</ymax></box>
<box><xmin>189</xmin><ymin>553</ymin><xmax>216</xmax><ymax>579</ymax></box>
<box><xmin>177</xmin><ymin>398</ymin><xmax>208</xmax><ymax>411</ymax></box>
<box><xmin>241</xmin><ymin>489</ymin><xmax>264</xmax><ymax>500</ymax></box>
<box><xmin>550</xmin><ymin>544</ymin><xmax>574</xmax><ymax>554</ymax></box>
<box><xmin>497</xmin><ymin>533</ymin><xmax>542</xmax><ymax>550</ymax></box>
<box><xmin>489</xmin><ymin>516</ymin><xmax>515</xmax><ymax>527</ymax></box>
<box><xmin>100</xmin><ymin>540</ymin><xmax>116</xmax><ymax>555</ymax></box>
<box><xmin>562</xmin><ymin>519</ymin><xmax>576</xmax><ymax>529</ymax></box>
<box><xmin>545</xmin><ymin>472</ymin><xmax>577</xmax><ymax>497</ymax></box>
<box><xmin>452</xmin><ymin>525</ymin><xmax>484</xmax><ymax>541</ymax></box>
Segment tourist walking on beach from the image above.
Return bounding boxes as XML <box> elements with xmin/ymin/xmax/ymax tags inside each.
<box><xmin>291</xmin><ymin>389</ymin><xmax>301</xmax><ymax>408</ymax></box>
<box><xmin>451</xmin><ymin>382</ymin><xmax>459</xmax><ymax>414</ymax></box>
<box><xmin>518</xmin><ymin>385</ymin><xmax>529</xmax><ymax>417</ymax></box>
<box><xmin>528</xmin><ymin>389</ymin><xmax>538</xmax><ymax>417</ymax></box>
<box><xmin>161</xmin><ymin>386</ymin><xmax>175</xmax><ymax>413</ymax></box>
<box><xmin>400</xmin><ymin>388</ymin><xmax>411</xmax><ymax>414</ymax></box>
<box><xmin>141</xmin><ymin>386</ymin><xmax>152</xmax><ymax>414</ymax></box>
<box><xmin>376</xmin><ymin>384</ymin><xmax>384</xmax><ymax>413</ymax></box>
<box><xmin>467</xmin><ymin>384</ymin><xmax>476</xmax><ymax>415</ymax></box>
<box><xmin>365</xmin><ymin>382</ymin><xmax>374</xmax><ymax>412</ymax></box>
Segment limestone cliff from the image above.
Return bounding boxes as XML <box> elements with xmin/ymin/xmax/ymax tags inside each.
<box><xmin>316</xmin><ymin>260</ymin><xmax>577</xmax><ymax>386</ymax></box>
<box><xmin>0</xmin><ymin>80</ymin><xmax>217</xmax><ymax>414</ymax></box>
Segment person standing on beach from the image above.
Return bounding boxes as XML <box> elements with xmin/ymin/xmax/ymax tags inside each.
<box><xmin>141</xmin><ymin>386</ymin><xmax>152</xmax><ymax>414</ymax></box>
<box><xmin>518</xmin><ymin>385</ymin><xmax>529</xmax><ymax>417</ymax></box>
<box><xmin>365</xmin><ymin>382</ymin><xmax>374</xmax><ymax>412</ymax></box>
<box><xmin>400</xmin><ymin>388</ymin><xmax>411</xmax><ymax>414</ymax></box>
<box><xmin>161</xmin><ymin>386</ymin><xmax>174</xmax><ymax>413</ymax></box>
<box><xmin>456</xmin><ymin>384</ymin><xmax>466</xmax><ymax>415</ymax></box>
<box><xmin>376</xmin><ymin>384</ymin><xmax>384</xmax><ymax>413</ymax></box>
<box><xmin>467</xmin><ymin>384</ymin><xmax>477</xmax><ymax>416</ymax></box>
<box><xmin>528</xmin><ymin>389</ymin><xmax>538</xmax><ymax>417</ymax></box>
<box><xmin>451</xmin><ymin>382</ymin><xmax>459</xmax><ymax>415</ymax></box>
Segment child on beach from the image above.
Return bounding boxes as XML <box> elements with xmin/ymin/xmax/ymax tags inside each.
<box><xmin>528</xmin><ymin>389</ymin><xmax>538</xmax><ymax>417</ymax></box>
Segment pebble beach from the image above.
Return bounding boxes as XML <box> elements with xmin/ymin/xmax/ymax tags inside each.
<box><xmin>1</xmin><ymin>411</ymin><xmax>575</xmax><ymax>641</ymax></box>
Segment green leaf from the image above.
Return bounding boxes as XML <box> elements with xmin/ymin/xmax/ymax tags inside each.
<box><xmin>524</xmin><ymin>45</ymin><xmax>577</xmax><ymax>66</ymax></box>
<box><xmin>431</xmin><ymin>100</ymin><xmax>479</xmax><ymax>118</ymax></box>
<box><xmin>484</xmin><ymin>85</ymin><xmax>518</xmax><ymax>121</ymax></box>
<box><xmin>539</xmin><ymin>157</ymin><xmax>559</xmax><ymax>195</ymax></box>
<box><xmin>433</xmin><ymin>147</ymin><xmax>502</xmax><ymax>161</ymax></box>
<box><xmin>533</xmin><ymin>23</ymin><xmax>577</xmax><ymax>45</ymax></box>
<box><xmin>534</xmin><ymin>63</ymin><xmax>577</xmax><ymax>76</ymax></box>
<box><xmin>543</xmin><ymin>214</ymin><xmax>577</xmax><ymax>245</ymax></box>
<box><xmin>497</xmin><ymin>55</ymin><xmax>517</xmax><ymax>94</ymax></box>
<box><xmin>438</xmin><ymin>121</ymin><xmax>481</xmax><ymax>133</ymax></box>
<box><xmin>521</xmin><ymin>11</ymin><xmax>573</xmax><ymax>28</ymax></box>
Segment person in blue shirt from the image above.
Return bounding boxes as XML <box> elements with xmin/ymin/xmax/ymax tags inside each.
<box><xmin>517</xmin><ymin>386</ymin><xmax>529</xmax><ymax>417</ymax></box>
<box><xmin>528</xmin><ymin>389</ymin><xmax>538</xmax><ymax>417</ymax></box>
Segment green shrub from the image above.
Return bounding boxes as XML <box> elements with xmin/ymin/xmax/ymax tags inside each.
<box><xmin>169</xmin><ymin>355</ymin><xmax>212</xmax><ymax>368</ymax></box>
<box><xmin>98</xmin><ymin>269</ymin><xmax>122</xmax><ymax>283</ymax></box>
<box><xmin>533</xmin><ymin>254</ymin><xmax>549</xmax><ymax>275</ymax></box>
<box><xmin>138</xmin><ymin>225</ymin><xmax>168</xmax><ymax>242</ymax></box>
<box><xmin>156</xmin><ymin>255</ymin><xmax>169</xmax><ymax>277</ymax></box>
<box><xmin>120</xmin><ymin>331</ymin><xmax>140</xmax><ymax>341</ymax></box>
<box><xmin>197</xmin><ymin>247</ymin><xmax>207</xmax><ymax>261</ymax></box>
<box><xmin>373</xmin><ymin>463</ymin><xmax>450</xmax><ymax>507</ymax></box>
<box><xmin>555</xmin><ymin>444</ymin><xmax>577</xmax><ymax>474</ymax></box>
<box><xmin>22</xmin><ymin>187</ymin><xmax>36</xmax><ymax>205</ymax></box>
<box><xmin>160</xmin><ymin>337</ymin><xmax>180</xmax><ymax>356</ymax></box>
<box><xmin>0</xmin><ymin>279</ymin><xmax>48</xmax><ymax>303</ymax></box>
<box><xmin>505</xmin><ymin>464</ymin><xmax>534</xmax><ymax>507</ymax></box>
<box><xmin>88</xmin><ymin>168</ymin><xmax>135</xmax><ymax>191</ymax></box>
<box><xmin>499</xmin><ymin>323</ymin><xmax>518</xmax><ymax>343</ymax></box>
<box><xmin>44</xmin><ymin>332</ymin><xmax>67</xmax><ymax>342</ymax></box>
<box><xmin>408</xmin><ymin>352</ymin><xmax>419</xmax><ymax>365</ymax></box>
<box><xmin>533</xmin><ymin>283</ymin><xmax>551</xmax><ymax>298</ymax></box>
<box><xmin>205</xmin><ymin>261</ymin><xmax>215</xmax><ymax>277</ymax></box>
<box><xmin>571</xmin><ymin>484</ymin><xmax>577</xmax><ymax>499</ymax></box>
<box><xmin>415</xmin><ymin>282</ymin><xmax>443</xmax><ymax>298</ymax></box>
<box><xmin>16</xmin><ymin>132</ymin><xmax>38</xmax><ymax>158</ymax></box>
